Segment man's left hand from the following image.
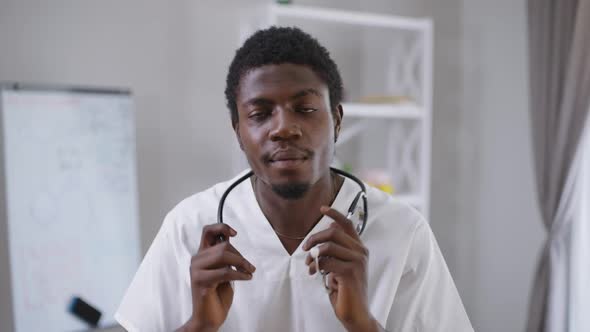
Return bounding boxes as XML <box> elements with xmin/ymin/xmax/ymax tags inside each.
<box><xmin>303</xmin><ymin>206</ymin><xmax>380</xmax><ymax>332</ymax></box>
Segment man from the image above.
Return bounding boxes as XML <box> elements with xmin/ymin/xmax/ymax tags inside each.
<box><xmin>115</xmin><ymin>27</ymin><xmax>473</xmax><ymax>332</ymax></box>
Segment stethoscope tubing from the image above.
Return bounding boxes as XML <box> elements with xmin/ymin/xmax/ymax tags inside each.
<box><xmin>217</xmin><ymin>167</ymin><xmax>368</xmax><ymax>240</ymax></box>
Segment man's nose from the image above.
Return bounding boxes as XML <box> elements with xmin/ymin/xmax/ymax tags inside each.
<box><xmin>269</xmin><ymin>109</ymin><xmax>302</xmax><ymax>141</ymax></box>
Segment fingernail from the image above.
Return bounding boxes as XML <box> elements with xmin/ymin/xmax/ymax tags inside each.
<box><xmin>230</xmin><ymin>228</ymin><xmax>237</xmax><ymax>236</ymax></box>
<box><xmin>320</xmin><ymin>206</ymin><xmax>329</xmax><ymax>213</ymax></box>
<box><xmin>250</xmin><ymin>264</ymin><xmax>256</xmax><ymax>272</ymax></box>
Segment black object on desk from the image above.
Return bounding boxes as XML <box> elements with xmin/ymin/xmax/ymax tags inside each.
<box><xmin>68</xmin><ymin>296</ymin><xmax>102</xmax><ymax>327</ymax></box>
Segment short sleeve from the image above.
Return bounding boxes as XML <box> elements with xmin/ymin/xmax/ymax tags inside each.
<box><xmin>114</xmin><ymin>211</ymin><xmax>192</xmax><ymax>332</ymax></box>
<box><xmin>385</xmin><ymin>219</ymin><xmax>473</xmax><ymax>331</ymax></box>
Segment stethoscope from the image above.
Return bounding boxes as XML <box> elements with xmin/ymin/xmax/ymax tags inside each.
<box><xmin>217</xmin><ymin>167</ymin><xmax>368</xmax><ymax>235</ymax></box>
<box><xmin>216</xmin><ymin>167</ymin><xmax>368</xmax><ymax>291</ymax></box>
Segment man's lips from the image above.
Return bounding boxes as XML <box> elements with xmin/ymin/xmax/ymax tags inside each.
<box><xmin>268</xmin><ymin>149</ymin><xmax>309</xmax><ymax>162</ymax></box>
<box><xmin>270</xmin><ymin>156</ymin><xmax>307</xmax><ymax>162</ymax></box>
<box><xmin>263</xmin><ymin>148</ymin><xmax>312</xmax><ymax>171</ymax></box>
<box><xmin>268</xmin><ymin>158</ymin><xmax>307</xmax><ymax>169</ymax></box>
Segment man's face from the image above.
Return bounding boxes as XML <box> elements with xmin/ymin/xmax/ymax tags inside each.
<box><xmin>234</xmin><ymin>63</ymin><xmax>341</xmax><ymax>199</ymax></box>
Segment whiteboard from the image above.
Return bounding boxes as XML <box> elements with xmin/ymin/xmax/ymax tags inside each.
<box><xmin>0</xmin><ymin>85</ymin><xmax>141</xmax><ymax>332</ymax></box>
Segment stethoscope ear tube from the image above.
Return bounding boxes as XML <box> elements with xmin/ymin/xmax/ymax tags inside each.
<box><xmin>330</xmin><ymin>167</ymin><xmax>368</xmax><ymax>236</ymax></box>
<box><xmin>360</xmin><ymin>192</ymin><xmax>368</xmax><ymax>235</ymax></box>
<box><xmin>216</xmin><ymin>170</ymin><xmax>254</xmax><ymax>242</ymax></box>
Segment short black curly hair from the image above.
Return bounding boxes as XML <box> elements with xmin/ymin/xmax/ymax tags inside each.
<box><xmin>225</xmin><ymin>26</ymin><xmax>343</xmax><ymax>125</ymax></box>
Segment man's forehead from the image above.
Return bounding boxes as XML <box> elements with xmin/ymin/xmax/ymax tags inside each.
<box><xmin>241</xmin><ymin>64</ymin><xmax>325</xmax><ymax>89</ymax></box>
<box><xmin>238</xmin><ymin>64</ymin><xmax>328</xmax><ymax>103</ymax></box>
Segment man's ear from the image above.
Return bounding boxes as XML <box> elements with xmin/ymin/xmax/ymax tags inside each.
<box><xmin>334</xmin><ymin>104</ymin><xmax>343</xmax><ymax>143</ymax></box>
<box><xmin>233</xmin><ymin>122</ymin><xmax>244</xmax><ymax>150</ymax></box>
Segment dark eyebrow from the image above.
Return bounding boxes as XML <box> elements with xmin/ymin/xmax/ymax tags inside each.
<box><xmin>242</xmin><ymin>88</ymin><xmax>323</xmax><ymax>107</ymax></box>
<box><xmin>290</xmin><ymin>88</ymin><xmax>323</xmax><ymax>100</ymax></box>
<box><xmin>243</xmin><ymin>98</ymin><xmax>274</xmax><ymax>108</ymax></box>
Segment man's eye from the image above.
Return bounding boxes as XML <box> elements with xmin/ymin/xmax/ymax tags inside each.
<box><xmin>297</xmin><ymin>108</ymin><xmax>317</xmax><ymax>113</ymax></box>
<box><xmin>249</xmin><ymin>111</ymin><xmax>270</xmax><ymax>120</ymax></box>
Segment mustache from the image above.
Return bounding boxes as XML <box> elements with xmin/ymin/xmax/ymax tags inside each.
<box><xmin>262</xmin><ymin>146</ymin><xmax>314</xmax><ymax>163</ymax></box>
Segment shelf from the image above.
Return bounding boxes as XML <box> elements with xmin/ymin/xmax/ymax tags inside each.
<box><xmin>342</xmin><ymin>102</ymin><xmax>424</xmax><ymax>119</ymax></box>
<box><xmin>236</xmin><ymin>5</ymin><xmax>433</xmax><ymax>220</ymax></box>
<box><xmin>271</xmin><ymin>4</ymin><xmax>431</xmax><ymax>31</ymax></box>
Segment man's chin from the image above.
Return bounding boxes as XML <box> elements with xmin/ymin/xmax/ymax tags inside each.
<box><xmin>271</xmin><ymin>182</ymin><xmax>310</xmax><ymax>200</ymax></box>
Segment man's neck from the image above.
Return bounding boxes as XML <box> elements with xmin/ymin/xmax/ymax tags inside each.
<box><xmin>252</xmin><ymin>170</ymin><xmax>344</xmax><ymax>254</ymax></box>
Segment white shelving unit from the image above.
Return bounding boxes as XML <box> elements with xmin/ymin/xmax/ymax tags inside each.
<box><xmin>235</xmin><ymin>4</ymin><xmax>433</xmax><ymax>219</ymax></box>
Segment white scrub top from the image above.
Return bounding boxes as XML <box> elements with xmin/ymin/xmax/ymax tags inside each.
<box><xmin>115</xmin><ymin>172</ymin><xmax>473</xmax><ymax>332</ymax></box>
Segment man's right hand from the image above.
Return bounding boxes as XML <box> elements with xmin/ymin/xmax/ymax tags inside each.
<box><xmin>179</xmin><ymin>224</ymin><xmax>256</xmax><ymax>332</ymax></box>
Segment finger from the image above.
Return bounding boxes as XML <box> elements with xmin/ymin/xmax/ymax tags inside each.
<box><xmin>327</xmin><ymin>273</ymin><xmax>339</xmax><ymax>292</ymax></box>
<box><xmin>193</xmin><ymin>242</ymin><xmax>256</xmax><ymax>273</ymax></box>
<box><xmin>303</xmin><ymin>225</ymin><xmax>363</xmax><ymax>253</ymax></box>
<box><xmin>305</xmin><ymin>242</ymin><xmax>365</xmax><ymax>272</ymax></box>
<box><xmin>305</xmin><ymin>242</ymin><xmax>359</xmax><ymax>266</ymax></box>
<box><xmin>309</xmin><ymin>257</ymin><xmax>357</xmax><ymax>276</ymax></box>
<box><xmin>320</xmin><ymin>206</ymin><xmax>360</xmax><ymax>239</ymax></box>
<box><xmin>193</xmin><ymin>266</ymin><xmax>253</xmax><ymax>287</ymax></box>
<box><xmin>199</xmin><ymin>223</ymin><xmax>237</xmax><ymax>249</ymax></box>
<box><xmin>307</xmin><ymin>255</ymin><xmax>329</xmax><ymax>275</ymax></box>
<box><xmin>216</xmin><ymin>240</ymin><xmax>244</xmax><ymax>257</ymax></box>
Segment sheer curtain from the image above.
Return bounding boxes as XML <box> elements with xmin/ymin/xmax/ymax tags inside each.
<box><xmin>570</xmin><ymin>117</ymin><xmax>589</xmax><ymax>331</ymax></box>
<box><xmin>526</xmin><ymin>0</ymin><xmax>590</xmax><ymax>331</ymax></box>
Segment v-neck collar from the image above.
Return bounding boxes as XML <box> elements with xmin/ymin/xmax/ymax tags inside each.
<box><xmin>245</xmin><ymin>176</ymin><xmax>356</xmax><ymax>258</ymax></box>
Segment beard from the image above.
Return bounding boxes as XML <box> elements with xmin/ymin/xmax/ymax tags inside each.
<box><xmin>270</xmin><ymin>182</ymin><xmax>310</xmax><ymax>200</ymax></box>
